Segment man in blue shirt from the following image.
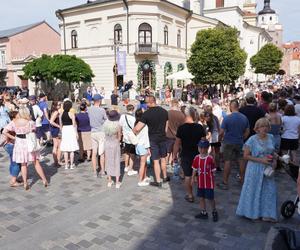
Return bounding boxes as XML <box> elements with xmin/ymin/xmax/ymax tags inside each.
<box><xmin>38</xmin><ymin>93</ymin><xmax>50</xmax><ymax>144</ymax></box>
<box><xmin>218</xmin><ymin>100</ymin><xmax>250</xmax><ymax>190</ymax></box>
<box><xmin>83</xmin><ymin>86</ymin><xmax>93</xmax><ymax>102</ymax></box>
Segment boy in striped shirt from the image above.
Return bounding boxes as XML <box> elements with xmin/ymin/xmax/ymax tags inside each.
<box><xmin>192</xmin><ymin>139</ymin><xmax>218</xmax><ymax>222</ymax></box>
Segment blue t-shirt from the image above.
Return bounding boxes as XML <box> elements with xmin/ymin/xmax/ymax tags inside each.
<box><xmin>76</xmin><ymin>112</ymin><xmax>91</xmax><ymax>132</ymax></box>
<box><xmin>38</xmin><ymin>101</ymin><xmax>49</xmax><ymax>125</ymax></box>
<box><xmin>221</xmin><ymin>112</ymin><xmax>249</xmax><ymax>145</ymax></box>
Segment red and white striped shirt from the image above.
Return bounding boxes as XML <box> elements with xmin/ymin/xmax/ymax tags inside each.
<box><xmin>192</xmin><ymin>155</ymin><xmax>216</xmax><ymax>189</ymax></box>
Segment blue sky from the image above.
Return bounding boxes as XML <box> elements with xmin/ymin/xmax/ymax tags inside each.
<box><xmin>0</xmin><ymin>0</ymin><xmax>299</xmax><ymax>42</ymax></box>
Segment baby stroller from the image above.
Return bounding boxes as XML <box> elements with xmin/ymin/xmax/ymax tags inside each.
<box><xmin>278</xmin><ymin>155</ymin><xmax>300</xmax><ymax>218</ymax></box>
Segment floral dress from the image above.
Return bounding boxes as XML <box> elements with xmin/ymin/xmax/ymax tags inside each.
<box><xmin>5</xmin><ymin>121</ymin><xmax>40</xmax><ymax>164</ymax></box>
<box><xmin>236</xmin><ymin>134</ymin><xmax>277</xmax><ymax>220</ymax></box>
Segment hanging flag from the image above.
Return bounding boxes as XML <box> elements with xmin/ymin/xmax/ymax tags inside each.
<box><xmin>117</xmin><ymin>51</ymin><xmax>126</xmax><ymax>75</ymax></box>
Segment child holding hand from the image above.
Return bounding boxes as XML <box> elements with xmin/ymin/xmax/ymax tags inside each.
<box><xmin>192</xmin><ymin>139</ymin><xmax>218</xmax><ymax>222</ymax></box>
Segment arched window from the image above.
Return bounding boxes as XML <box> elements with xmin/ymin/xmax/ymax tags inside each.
<box><xmin>262</xmin><ymin>16</ymin><xmax>264</xmax><ymax>22</ymax></box>
<box><xmin>138</xmin><ymin>23</ymin><xmax>152</xmax><ymax>44</ymax></box>
<box><xmin>164</xmin><ymin>26</ymin><xmax>168</xmax><ymax>45</ymax></box>
<box><xmin>270</xmin><ymin>16</ymin><xmax>272</xmax><ymax>21</ymax></box>
<box><xmin>71</xmin><ymin>30</ymin><xmax>78</xmax><ymax>49</ymax></box>
<box><xmin>177</xmin><ymin>30</ymin><xmax>181</xmax><ymax>48</ymax></box>
<box><xmin>216</xmin><ymin>0</ymin><xmax>224</xmax><ymax>8</ymax></box>
<box><xmin>114</xmin><ymin>24</ymin><xmax>122</xmax><ymax>44</ymax></box>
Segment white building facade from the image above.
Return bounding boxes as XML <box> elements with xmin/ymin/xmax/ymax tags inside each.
<box><xmin>56</xmin><ymin>0</ymin><xmax>272</xmax><ymax>92</ymax></box>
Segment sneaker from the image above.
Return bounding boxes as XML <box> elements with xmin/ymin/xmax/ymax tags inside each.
<box><xmin>217</xmin><ymin>182</ymin><xmax>229</xmax><ymax>190</ymax></box>
<box><xmin>212</xmin><ymin>210</ymin><xmax>219</xmax><ymax>222</ymax></box>
<box><xmin>144</xmin><ymin>177</ymin><xmax>151</xmax><ymax>182</ymax></box>
<box><xmin>195</xmin><ymin>211</ymin><xmax>208</xmax><ymax>219</ymax></box>
<box><xmin>64</xmin><ymin>165</ymin><xmax>69</xmax><ymax>170</ymax></box>
<box><xmin>150</xmin><ymin>181</ymin><xmax>162</xmax><ymax>188</ymax></box>
<box><xmin>163</xmin><ymin>176</ymin><xmax>171</xmax><ymax>183</ymax></box>
<box><xmin>138</xmin><ymin>181</ymin><xmax>150</xmax><ymax>187</ymax></box>
<box><xmin>70</xmin><ymin>164</ymin><xmax>75</xmax><ymax>170</ymax></box>
<box><xmin>124</xmin><ymin>167</ymin><xmax>129</xmax><ymax>172</ymax></box>
<box><xmin>128</xmin><ymin>170</ymin><xmax>138</xmax><ymax>176</ymax></box>
<box><xmin>107</xmin><ymin>181</ymin><xmax>114</xmax><ymax>188</ymax></box>
<box><xmin>116</xmin><ymin>182</ymin><xmax>122</xmax><ymax>189</ymax></box>
<box><xmin>94</xmin><ymin>172</ymin><xmax>98</xmax><ymax>178</ymax></box>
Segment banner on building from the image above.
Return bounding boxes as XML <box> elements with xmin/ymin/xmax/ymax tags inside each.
<box><xmin>117</xmin><ymin>51</ymin><xmax>126</xmax><ymax>75</ymax></box>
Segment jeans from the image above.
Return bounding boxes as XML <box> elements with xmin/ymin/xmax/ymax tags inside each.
<box><xmin>4</xmin><ymin>143</ymin><xmax>20</xmax><ymax>177</ymax></box>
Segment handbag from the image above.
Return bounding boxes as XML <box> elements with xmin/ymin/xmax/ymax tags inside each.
<box><xmin>26</xmin><ymin>123</ymin><xmax>41</xmax><ymax>153</ymax></box>
<box><xmin>125</xmin><ymin>115</ymin><xmax>138</xmax><ymax>145</ymax></box>
<box><xmin>264</xmin><ymin>166</ymin><xmax>275</xmax><ymax>178</ymax></box>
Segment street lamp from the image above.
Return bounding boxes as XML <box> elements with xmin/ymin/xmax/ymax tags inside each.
<box><xmin>110</xmin><ymin>39</ymin><xmax>121</xmax><ymax>89</ymax></box>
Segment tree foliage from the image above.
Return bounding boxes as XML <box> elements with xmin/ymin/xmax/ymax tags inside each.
<box><xmin>23</xmin><ymin>54</ymin><xmax>53</xmax><ymax>82</ymax></box>
<box><xmin>250</xmin><ymin>43</ymin><xmax>283</xmax><ymax>76</ymax></box>
<box><xmin>23</xmin><ymin>54</ymin><xmax>94</xmax><ymax>85</ymax></box>
<box><xmin>187</xmin><ymin>27</ymin><xmax>247</xmax><ymax>85</ymax></box>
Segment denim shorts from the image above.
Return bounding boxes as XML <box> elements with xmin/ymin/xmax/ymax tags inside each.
<box><xmin>136</xmin><ymin>144</ymin><xmax>148</xmax><ymax>156</ymax></box>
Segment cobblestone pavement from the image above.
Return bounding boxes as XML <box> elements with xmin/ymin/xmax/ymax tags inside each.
<box><xmin>0</xmin><ymin>147</ymin><xmax>299</xmax><ymax>250</ymax></box>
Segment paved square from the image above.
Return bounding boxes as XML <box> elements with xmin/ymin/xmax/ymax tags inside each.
<box><xmin>0</xmin><ymin>148</ymin><xmax>299</xmax><ymax>250</ymax></box>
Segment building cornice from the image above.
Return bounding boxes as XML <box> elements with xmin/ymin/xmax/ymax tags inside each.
<box><xmin>243</xmin><ymin>21</ymin><xmax>272</xmax><ymax>41</ymax></box>
<box><xmin>203</xmin><ymin>6</ymin><xmax>244</xmax><ymax>16</ymax></box>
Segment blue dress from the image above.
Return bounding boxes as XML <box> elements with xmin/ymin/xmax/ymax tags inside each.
<box><xmin>236</xmin><ymin>134</ymin><xmax>277</xmax><ymax>220</ymax></box>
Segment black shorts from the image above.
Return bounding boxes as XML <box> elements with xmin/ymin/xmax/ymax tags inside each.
<box><xmin>166</xmin><ymin>138</ymin><xmax>175</xmax><ymax>153</ymax></box>
<box><xmin>210</xmin><ymin>142</ymin><xmax>221</xmax><ymax>148</ymax></box>
<box><xmin>124</xmin><ymin>143</ymin><xmax>136</xmax><ymax>154</ymax></box>
<box><xmin>197</xmin><ymin>188</ymin><xmax>214</xmax><ymax>200</ymax></box>
<box><xmin>181</xmin><ymin>156</ymin><xmax>193</xmax><ymax>177</ymax></box>
<box><xmin>150</xmin><ymin>140</ymin><xmax>167</xmax><ymax>160</ymax></box>
<box><xmin>280</xmin><ymin>138</ymin><xmax>299</xmax><ymax>151</ymax></box>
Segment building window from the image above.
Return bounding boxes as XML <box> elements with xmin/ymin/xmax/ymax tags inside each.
<box><xmin>177</xmin><ymin>30</ymin><xmax>181</xmax><ymax>48</ymax></box>
<box><xmin>138</xmin><ymin>23</ymin><xmax>152</xmax><ymax>44</ymax></box>
<box><xmin>164</xmin><ymin>26</ymin><xmax>168</xmax><ymax>45</ymax></box>
<box><xmin>270</xmin><ymin>16</ymin><xmax>272</xmax><ymax>21</ymax></box>
<box><xmin>114</xmin><ymin>24</ymin><xmax>122</xmax><ymax>44</ymax></box>
<box><xmin>262</xmin><ymin>16</ymin><xmax>264</xmax><ymax>22</ymax></box>
<box><xmin>71</xmin><ymin>30</ymin><xmax>78</xmax><ymax>48</ymax></box>
<box><xmin>0</xmin><ymin>50</ymin><xmax>5</xmax><ymax>69</ymax></box>
<box><xmin>216</xmin><ymin>0</ymin><xmax>224</xmax><ymax>8</ymax></box>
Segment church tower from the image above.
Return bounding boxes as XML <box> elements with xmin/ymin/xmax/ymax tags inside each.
<box><xmin>243</xmin><ymin>0</ymin><xmax>257</xmax><ymax>26</ymax></box>
<box><xmin>258</xmin><ymin>0</ymin><xmax>283</xmax><ymax>46</ymax></box>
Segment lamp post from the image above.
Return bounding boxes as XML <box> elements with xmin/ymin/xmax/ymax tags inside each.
<box><xmin>110</xmin><ymin>39</ymin><xmax>121</xmax><ymax>89</ymax></box>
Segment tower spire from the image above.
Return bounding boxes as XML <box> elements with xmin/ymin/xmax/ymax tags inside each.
<box><xmin>258</xmin><ymin>0</ymin><xmax>275</xmax><ymax>15</ymax></box>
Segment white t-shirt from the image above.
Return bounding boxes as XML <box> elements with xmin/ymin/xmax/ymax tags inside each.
<box><xmin>32</xmin><ymin>104</ymin><xmax>43</xmax><ymax>127</ymax></box>
<box><xmin>295</xmin><ymin>104</ymin><xmax>300</xmax><ymax>118</ymax></box>
<box><xmin>136</xmin><ymin>125</ymin><xmax>150</xmax><ymax>148</ymax></box>
<box><xmin>281</xmin><ymin>115</ymin><xmax>300</xmax><ymax>139</ymax></box>
<box><xmin>119</xmin><ymin>113</ymin><xmax>136</xmax><ymax>144</ymax></box>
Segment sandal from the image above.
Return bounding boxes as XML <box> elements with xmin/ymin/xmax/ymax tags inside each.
<box><xmin>10</xmin><ymin>182</ymin><xmax>22</xmax><ymax>188</ymax></box>
<box><xmin>184</xmin><ymin>195</ymin><xmax>195</xmax><ymax>203</ymax></box>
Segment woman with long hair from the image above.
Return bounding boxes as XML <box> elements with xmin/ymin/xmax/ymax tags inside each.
<box><xmin>60</xmin><ymin>100</ymin><xmax>79</xmax><ymax>170</ymax></box>
<box><xmin>50</xmin><ymin>101</ymin><xmax>62</xmax><ymax>167</ymax></box>
<box><xmin>3</xmin><ymin>107</ymin><xmax>48</xmax><ymax>190</ymax></box>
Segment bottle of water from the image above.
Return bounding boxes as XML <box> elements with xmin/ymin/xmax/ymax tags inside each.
<box><xmin>173</xmin><ymin>162</ymin><xmax>180</xmax><ymax>180</ymax></box>
<box><xmin>146</xmin><ymin>156</ymin><xmax>151</xmax><ymax>167</ymax></box>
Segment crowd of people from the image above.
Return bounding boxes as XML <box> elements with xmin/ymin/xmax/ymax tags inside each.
<box><xmin>1</xmin><ymin>75</ymin><xmax>300</xmax><ymax>223</ymax></box>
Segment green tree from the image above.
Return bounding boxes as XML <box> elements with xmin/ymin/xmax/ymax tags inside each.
<box><xmin>250</xmin><ymin>43</ymin><xmax>283</xmax><ymax>76</ymax></box>
<box><xmin>187</xmin><ymin>27</ymin><xmax>247</xmax><ymax>87</ymax></box>
<box><xmin>51</xmin><ymin>55</ymin><xmax>94</xmax><ymax>93</ymax></box>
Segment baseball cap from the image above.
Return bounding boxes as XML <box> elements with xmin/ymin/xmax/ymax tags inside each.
<box><xmin>245</xmin><ymin>92</ymin><xmax>255</xmax><ymax>99</ymax></box>
<box><xmin>198</xmin><ymin>139</ymin><xmax>210</xmax><ymax>148</ymax></box>
<box><xmin>93</xmin><ymin>94</ymin><xmax>103</xmax><ymax>101</ymax></box>
<box><xmin>28</xmin><ymin>95</ymin><xmax>36</xmax><ymax>100</ymax></box>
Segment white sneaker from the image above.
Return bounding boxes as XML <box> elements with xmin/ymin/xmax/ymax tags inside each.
<box><xmin>138</xmin><ymin>181</ymin><xmax>149</xmax><ymax>187</ymax></box>
<box><xmin>116</xmin><ymin>182</ymin><xmax>122</xmax><ymax>189</ymax></box>
<box><xmin>107</xmin><ymin>181</ymin><xmax>114</xmax><ymax>188</ymax></box>
<box><xmin>65</xmin><ymin>165</ymin><xmax>69</xmax><ymax>170</ymax></box>
<box><xmin>124</xmin><ymin>167</ymin><xmax>129</xmax><ymax>172</ymax></box>
<box><xmin>70</xmin><ymin>164</ymin><xmax>75</xmax><ymax>170</ymax></box>
<box><xmin>144</xmin><ymin>177</ymin><xmax>151</xmax><ymax>182</ymax></box>
<box><xmin>128</xmin><ymin>170</ymin><xmax>138</xmax><ymax>176</ymax></box>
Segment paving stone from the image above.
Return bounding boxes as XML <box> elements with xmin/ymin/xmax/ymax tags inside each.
<box><xmin>103</xmin><ymin>235</ymin><xmax>118</xmax><ymax>243</ymax></box>
<box><xmin>6</xmin><ymin>224</ymin><xmax>20</xmax><ymax>232</ymax></box>
<box><xmin>85</xmin><ymin>222</ymin><xmax>99</xmax><ymax>229</ymax></box>
<box><xmin>98</xmin><ymin>215</ymin><xmax>112</xmax><ymax>221</ymax></box>
<box><xmin>64</xmin><ymin>243</ymin><xmax>81</xmax><ymax>250</ymax></box>
<box><xmin>77</xmin><ymin>240</ymin><xmax>93</xmax><ymax>248</ymax></box>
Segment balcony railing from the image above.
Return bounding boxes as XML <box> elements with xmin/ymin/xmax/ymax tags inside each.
<box><xmin>135</xmin><ymin>43</ymin><xmax>159</xmax><ymax>55</ymax></box>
